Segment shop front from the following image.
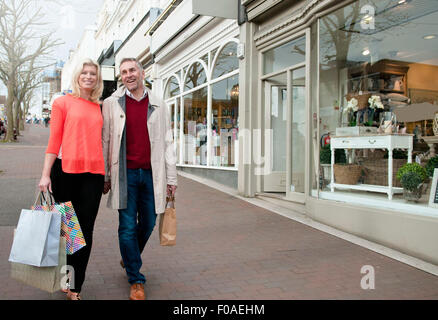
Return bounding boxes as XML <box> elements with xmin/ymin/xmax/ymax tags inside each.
<box><xmin>240</xmin><ymin>0</ymin><xmax>438</xmax><ymax>264</ymax></box>
<box><xmin>151</xmin><ymin>0</ymin><xmax>240</xmax><ymax>188</ymax></box>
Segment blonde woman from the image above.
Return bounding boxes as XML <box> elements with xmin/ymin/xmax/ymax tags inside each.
<box><xmin>38</xmin><ymin>58</ymin><xmax>104</xmax><ymax>300</ymax></box>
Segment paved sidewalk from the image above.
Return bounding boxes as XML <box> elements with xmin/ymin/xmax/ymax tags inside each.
<box><xmin>1</xmin><ymin>125</ymin><xmax>438</xmax><ymax>300</ymax></box>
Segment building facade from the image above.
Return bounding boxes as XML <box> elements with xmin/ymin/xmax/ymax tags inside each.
<box><xmin>239</xmin><ymin>0</ymin><xmax>438</xmax><ymax>264</ymax></box>
<box><xmin>151</xmin><ymin>0</ymin><xmax>240</xmax><ymax>187</ymax></box>
<box><xmin>62</xmin><ymin>0</ymin><xmax>438</xmax><ymax>265</ymax></box>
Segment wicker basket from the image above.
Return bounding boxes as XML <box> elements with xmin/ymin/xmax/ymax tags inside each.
<box><xmin>333</xmin><ymin>164</ymin><xmax>363</xmax><ymax>185</ymax></box>
<box><xmin>345</xmin><ymin>92</ymin><xmax>372</xmax><ymax>110</ymax></box>
<box><xmin>360</xmin><ymin>159</ymin><xmax>406</xmax><ymax>187</ymax></box>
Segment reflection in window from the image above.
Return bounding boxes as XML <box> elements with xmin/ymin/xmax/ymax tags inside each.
<box><xmin>213</xmin><ymin>42</ymin><xmax>238</xmax><ymax>79</ymax></box>
<box><xmin>318</xmin><ymin>0</ymin><xmax>438</xmax><ymax>199</ymax></box>
<box><xmin>212</xmin><ymin>75</ymin><xmax>239</xmax><ymax>167</ymax></box>
<box><xmin>169</xmin><ymin>99</ymin><xmax>180</xmax><ymax>163</ymax></box>
<box><xmin>183</xmin><ymin>87</ymin><xmax>208</xmax><ymax>165</ymax></box>
<box><xmin>144</xmin><ymin>77</ymin><xmax>152</xmax><ymax>89</ymax></box>
<box><xmin>164</xmin><ymin>76</ymin><xmax>180</xmax><ymax>99</ymax></box>
<box><xmin>263</xmin><ymin>36</ymin><xmax>305</xmax><ymax>74</ymax></box>
<box><xmin>184</xmin><ymin>62</ymin><xmax>207</xmax><ymax>90</ymax></box>
<box><xmin>200</xmin><ymin>53</ymin><xmax>209</xmax><ymax>68</ymax></box>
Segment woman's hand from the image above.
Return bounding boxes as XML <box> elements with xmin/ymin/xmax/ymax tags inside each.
<box><xmin>39</xmin><ymin>175</ymin><xmax>52</xmax><ymax>193</ymax></box>
<box><xmin>39</xmin><ymin>153</ymin><xmax>57</xmax><ymax>193</ymax></box>
<box><xmin>103</xmin><ymin>180</ymin><xmax>111</xmax><ymax>194</ymax></box>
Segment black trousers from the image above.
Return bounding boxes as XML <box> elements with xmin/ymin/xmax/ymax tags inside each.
<box><xmin>50</xmin><ymin>159</ymin><xmax>104</xmax><ymax>293</ymax></box>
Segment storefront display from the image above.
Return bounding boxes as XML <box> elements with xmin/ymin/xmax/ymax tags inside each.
<box><xmin>163</xmin><ymin>38</ymin><xmax>239</xmax><ymax>169</ymax></box>
<box><xmin>318</xmin><ymin>0</ymin><xmax>438</xmax><ymax>210</ymax></box>
<box><xmin>239</xmin><ymin>0</ymin><xmax>438</xmax><ymax>264</ymax></box>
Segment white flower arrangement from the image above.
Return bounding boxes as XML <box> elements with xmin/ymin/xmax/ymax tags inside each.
<box><xmin>344</xmin><ymin>97</ymin><xmax>358</xmax><ymax>113</ymax></box>
<box><xmin>368</xmin><ymin>95</ymin><xmax>384</xmax><ymax>110</ymax></box>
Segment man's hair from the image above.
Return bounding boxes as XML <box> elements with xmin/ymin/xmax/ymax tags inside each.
<box><xmin>119</xmin><ymin>58</ymin><xmax>143</xmax><ymax>72</ymax></box>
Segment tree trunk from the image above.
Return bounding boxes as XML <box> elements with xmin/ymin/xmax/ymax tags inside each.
<box><xmin>13</xmin><ymin>98</ymin><xmax>20</xmax><ymax>137</ymax></box>
<box><xmin>19</xmin><ymin>102</ymin><xmax>25</xmax><ymax>132</ymax></box>
<box><xmin>4</xmin><ymin>79</ymin><xmax>15</xmax><ymax>142</ymax></box>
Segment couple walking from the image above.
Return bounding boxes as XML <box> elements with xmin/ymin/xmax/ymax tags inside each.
<box><xmin>38</xmin><ymin>57</ymin><xmax>177</xmax><ymax>300</ymax></box>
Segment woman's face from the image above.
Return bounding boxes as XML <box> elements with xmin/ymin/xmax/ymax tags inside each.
<box><xmin>78</xmin><ymin>64</ymin><xmax>98</xmax><ymax>91</ymax></box>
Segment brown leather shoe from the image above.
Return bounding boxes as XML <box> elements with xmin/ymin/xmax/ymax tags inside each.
<box><xmin>129</xmin><ymin>283</ymin><xmax>145</xmax><ymax>300</ymax></box>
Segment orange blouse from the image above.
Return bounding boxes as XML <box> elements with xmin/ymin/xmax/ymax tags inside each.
<box><xmin>46</xmin><ymin>94</ymin><xmax>105</xmax><ymax>175</ymax></box>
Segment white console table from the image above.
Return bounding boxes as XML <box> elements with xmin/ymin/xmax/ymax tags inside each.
<box><xmin>330</xmin><ymin>134</ymin><xmax>413</xmax><ymax>200</ymax></box>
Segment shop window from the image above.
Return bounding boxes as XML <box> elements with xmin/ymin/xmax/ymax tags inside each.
<box><xmin>169</xmin><ymin>99</ymin><xmax>180</xmax><ymax>163</ymax></box>
<box><xmin>212</xmin><ymin>74</ymin><xmax>239</xmax><ymax>167</ymax></box>
<box><xmin>263</xmin><ymin>36</ymin><xmax>305</xmax><ymax>75</ymax></box>
<box><xmin>212</xmin><ymin>42</ymin><xmax>238</xmax><ymax>79</ymax></box>
<box><xmin>200</xmin><ymin>53</ymin><xmax>209</xmax><ymax>69</ymax></box>
<box><xmin>183</xmin><ymin>87</ymin><xmax>208</xmax><ymax>165</ymax></box>
<box><xmin>184</xmin><ymin>62</ymin><xmax>207</xmax><ymax>90</ymax></box>
<box><xmin>164</xmin><ymin>76</ymin><xmax>180</xmax><ymax>99</ymax></box>
<box><xmin>318</xmin><ymin>0</ymin><xmax>438</xmax><ymax>210</ymax></box>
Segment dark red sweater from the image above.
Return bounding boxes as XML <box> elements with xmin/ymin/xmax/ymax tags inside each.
<box><xmin>125</xmin><ymin>95</ymin><xmax>151</xmax><ymax>169</ymax></box>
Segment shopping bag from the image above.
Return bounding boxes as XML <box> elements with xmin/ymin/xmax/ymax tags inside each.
<box><xmin>8</xmin><ymin>208</ymin><xmax>61</xmax><ymax>267</ymax></box>
<box><xmin>159</xmin><ymin>197</ymin><xmax>176</xmax><ymax>246</ymax></box>
<box><xmin>10</xmin><ymin>235</ymin><xmax>67</xmax><ymax>293</ymax></box>
<box><xmin>32</xmin><ymin>192</ymin><xmax>86</xmax><ymax>255</ymax></box>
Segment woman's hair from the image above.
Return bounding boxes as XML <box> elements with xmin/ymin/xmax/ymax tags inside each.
<box><xmin>71</xmin><ymin>58</ymin><xmax>103</xmax><ymax>103</ymax></box>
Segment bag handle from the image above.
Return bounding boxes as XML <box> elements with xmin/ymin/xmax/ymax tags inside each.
<box><xmin>166</xmin><ymin>195</ymin><xmax>175</xmax><ymax>208</ymax></box>
<box><xmin>33</xmin><ymin>191</ymin><xmax>55</xmax><ymax>207</ymax></box>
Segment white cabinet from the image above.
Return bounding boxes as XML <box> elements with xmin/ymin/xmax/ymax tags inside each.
<box><xmin>330</xmin><ymin>134</ymin><xmax>413</xmax><ymax>200</ymax></box>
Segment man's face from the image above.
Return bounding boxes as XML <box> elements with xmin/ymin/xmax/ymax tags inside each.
<box><xmin>120</xmin><ymin>61</ymin><xmax>144</xmax><ymax>92</ymax></box>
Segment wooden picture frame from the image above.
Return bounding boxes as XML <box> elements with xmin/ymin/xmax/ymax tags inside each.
<box><xmin>428</xmin><ymin>168</ymin><xmax>438</xmax><ymax>208</ymax></box>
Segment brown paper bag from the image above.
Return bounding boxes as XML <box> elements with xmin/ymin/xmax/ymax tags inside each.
<box><xmin>159</xmin><ymin>197</ymin><xmax>176</xmax><ymax>246</ymax></box>
<box><xmin>11</xmin><ymin>235</ymin><xmax>67</xmax><ymax>293</ymax></box>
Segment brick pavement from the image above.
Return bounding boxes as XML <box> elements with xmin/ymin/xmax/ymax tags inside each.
<box><xmin>1</xmin><ymin>125</ymin><xmax>438</xmax><ymax>300</ymax></box>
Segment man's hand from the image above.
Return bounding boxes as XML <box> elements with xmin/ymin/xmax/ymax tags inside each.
<box><xmin>103</xmin><ymin>180</ymin><xmax>111</xmax><ymax>194</ymax></box>
<box><xmin>167</xmin><ymin>184</ymin><xmax>177</xmax><ymax>199</ymax></box>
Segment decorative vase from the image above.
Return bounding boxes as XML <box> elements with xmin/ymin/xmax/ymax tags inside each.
<box><xmin>403</xmin><ymin>184</ymin><xmax>423</xmax><ymax>202</ymax></box>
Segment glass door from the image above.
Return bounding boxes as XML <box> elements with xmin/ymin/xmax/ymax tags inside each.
<box><xmin>263</xmin><ymin>72</ymin><xmax>287</xmax><ymax>192</ymax></box>
<box><xmin>260</xmin><ymin>30</ymin><xmax>309</xmax><ymax>202</ymax></box>
<box><xmin>286</xmin><ymin>67</ymin><xmax>307</xmax><ymax>202</ymax></box>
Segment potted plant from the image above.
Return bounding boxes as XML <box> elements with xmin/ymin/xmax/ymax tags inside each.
<box><xmin>396</xmin><ymin>163</ymin><xmax>427</xmax><ymax>202</ymax></box>
<box><xmin>320</xmin><ymin>145</ymin><xmax>347</xmax><ymax>186</ymax></box>
<box><xmin>425</xmin><ymin>156</ymin><xmax>438</xmax><ymax>178</ymax></box>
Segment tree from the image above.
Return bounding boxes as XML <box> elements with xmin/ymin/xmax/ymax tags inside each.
<box><xmin>0</xmin><ymin>0</ymin><xmax>62</xmax><ymax>142</ymax></box>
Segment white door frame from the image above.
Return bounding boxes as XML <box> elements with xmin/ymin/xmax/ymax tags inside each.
<box><xmin>258</xmin><ymin>27</ymin><xmax>311</xmax><ymax>203</ymax></box>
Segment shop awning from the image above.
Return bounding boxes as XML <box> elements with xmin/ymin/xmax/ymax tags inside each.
<box><xmin>393</xmin><ymin>102</ymin><xmax>438</xmax><ymax>122</ymax></box>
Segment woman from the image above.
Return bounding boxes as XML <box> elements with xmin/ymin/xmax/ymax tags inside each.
<box><xmin>38</xmin><ymin>58</ymin><xmax>104</xmax><ymax>300</ymax></box>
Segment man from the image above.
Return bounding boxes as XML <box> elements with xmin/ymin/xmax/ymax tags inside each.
<box><xmin>102</xmin><ymin>58</ymin><xmax>177</xmax><ymax>300</ymax></box>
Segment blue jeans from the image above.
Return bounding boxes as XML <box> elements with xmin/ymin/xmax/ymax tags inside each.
<box><xmin>118</xmin><ymin>168</ymin><xmax>156</xmax><ymax>284</ymax></box>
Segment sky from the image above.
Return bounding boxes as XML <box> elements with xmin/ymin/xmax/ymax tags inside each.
<box><xmin>39</xmin><ymin>0</ymin><xmax>105</xmax><ymax>62</ymax></box>
<box><xmin>0</xmin><ymin>0</ymin><xmax>105</xmax><ymax>97</ymax></box>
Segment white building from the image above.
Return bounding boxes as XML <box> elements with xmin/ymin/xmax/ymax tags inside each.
<box><xmin>61</xmin><ymin>25</ymin><xmax>98</xmax><ymax>92</ymax></box>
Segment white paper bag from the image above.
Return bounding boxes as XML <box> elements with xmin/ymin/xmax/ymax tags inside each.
<box><xmin>9</xmin><ymin>209</ymin><xmax>61</xmax><ymax>267</ymax></box>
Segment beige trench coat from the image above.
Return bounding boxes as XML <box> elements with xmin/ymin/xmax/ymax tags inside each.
<box><xmin>102</xmin><ymin>86</ymin><xmax>177</xmax><ymax>214</ymax></box>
